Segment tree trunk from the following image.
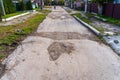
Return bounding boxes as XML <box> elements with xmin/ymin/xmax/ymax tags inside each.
<box><xmin>0</xmin><ymin>12</ymin><xmax>2</xmax><ymax>22</ymax></box>
<box><xmin>98</xmin><ymin>3</ymin><xmax>103</xmax><ymax>14</ymax></box>
<box><xmin>84</xmin><ymin>0</ymin><xmax>88</xmax><ymax>13</ymax></box>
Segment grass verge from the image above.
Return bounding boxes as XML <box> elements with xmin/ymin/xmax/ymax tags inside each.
<box><xmin>98</xmin><ymin>15</ymin><xmax>120</xmax><ymax>26</ymax></box>
<box><xmin>73</xmin><ymin>13</ymin><xmax>105</xmax><ymax>33</ymax></box>
<box><xmin>0</xmin><ymin>13</ymin><xmax>46</xmax><ymax>61</ymax></box>
<box><xmin>2</xmin><ymin>12</ymin><xmax>26</xmax><ymax>19</ymax></box>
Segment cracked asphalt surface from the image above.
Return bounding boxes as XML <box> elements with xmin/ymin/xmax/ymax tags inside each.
<box><xmin>1</xmin><ymin>7</ymin><xmax>120</xmax><ymax>80</ymax></box>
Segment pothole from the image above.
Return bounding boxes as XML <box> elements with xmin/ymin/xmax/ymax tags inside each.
<box><xmin>33</xmin><ymin>32</ymin><xmax>97</xmax><ymax>41</ymax></box>
<box><xmin>47</xmin><ymin>14</ymin><xmax>72</xmax><ymax>19</ymax></box>
<box><xmin>47</xmin><ymin>42</ymin><xmax>74</xmax><ymax>61</ymax></box>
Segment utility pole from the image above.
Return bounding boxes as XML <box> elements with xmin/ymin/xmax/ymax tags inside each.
<box><xmin>39</xmin><ymin>0</ymin><xmax>43</xmax><ymax>10</ymax></box>
<box><xmin>84</xmin><ymin>0</ymin><xmax>88</xmax><ymax>13</ymax></box>
<box><xmin>0</xmin><ymin>0</ymin><xmax>6</xmax><ymax>16</ymax></box>
<box><xmin>70</xmin><ymin>0</ymin><xmax>72</xmax><ymax>8</ymax></box>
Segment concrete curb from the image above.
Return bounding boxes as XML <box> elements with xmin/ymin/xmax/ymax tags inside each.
<box><xmin>73</xmin><ymin>15</ymin><xmax>120</xmax><ymax>55</ymax></box>
<box><xmin>73</xmin><ymin>15</ymin><xmax>101</xmax><ymax>36</ymax></box>
<box><xmin>2</xmin><ymin>12</ymin><xmax>30</xmax><ymax>21</ymax></box>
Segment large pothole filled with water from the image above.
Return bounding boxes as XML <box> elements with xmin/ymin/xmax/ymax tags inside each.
<box><xmin>47</xmin><ymin>42</ymin><xmax>74</xmax><ymax>61</ymax></box>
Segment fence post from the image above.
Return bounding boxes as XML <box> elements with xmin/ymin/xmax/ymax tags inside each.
<box><xmin>112</xmin><ymin>4</ymin><xmax>115</xmax><ymax>18</ymax></box>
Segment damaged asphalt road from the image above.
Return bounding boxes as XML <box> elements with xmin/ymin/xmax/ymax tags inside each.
<box><xmin>0</xmin><ymin>7</ymin><xmax>120</xmax><ymax>80</ymax></box>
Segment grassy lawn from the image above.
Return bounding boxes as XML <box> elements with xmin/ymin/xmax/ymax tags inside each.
<box><xmin>44</xmin><ymin>6</ymin><xmax>52</xmax><ymax>8</ymax></box>
<box><xmin>2</xmin><ymin>12</ymin><xmax>26</xmax><ymax>19</ymax></box>
<box><xmin>0</xmin><ymin>13</ymin><xmax>46</xmax><ymax>60</ymax></box>
<box><xmin>73</xmin><ymin>13</ymin><xmax>92</xmax><ymax>24</ymax></box>
<box><xmin>73</xmin><ymin>13</ymin><xmax>106</xmax><ymax>43</ymax></box>
<box><xmin>34</xmin><ymin>7</ymin><xmax>51</xmax><ymax>14</ymax></box>
<box><xmin>98</xmin><ymin>15</ymin><xmax>120</xmax><ymax>26</ymax></box>
<box><xmin>41</xmin><ymin>9</ymin><xmax>51</xmax><ymax>13</ymax></box>
<box><xmin>34</xmin><ymin>7</ymin><xmax>41</xmax><ymax>11</ymax></box>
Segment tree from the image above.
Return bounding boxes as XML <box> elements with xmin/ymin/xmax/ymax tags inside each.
<box><xmin>3</xmin><ymin>0</ymin><xmax>16</xmax><ymax>14</ymax></box>
<box><xmin>44</xmin><ymin>0</ymin><xmax>51</xmax><ymax>5</ymax></box>
<box><xmin>0</xmin><ymin>4</ymin><xmax>2</xmax><ymax>21</ymax></box>
<box><xmin>26</xmin><ymin>0</ymin><xmax>33</xmax><ymax>10</ymax></box>
<box><xmin>58</xmin><ymin>0</ymin><xmax>64</xmax><ymax>5</ymax></box>
<box><xmin>51</xmin><ymin>0</ymin><xmax>56</xmax><ymax>5</ymax></box>
<box><xmin>92</xmin><ymin>0</ymin><xmax>113</xmax><ymax>14</ymax></box>
<box><xmin>20</xmin><ymin>1</ymin><xmax>26</xmax><ymax>11</ymax></box>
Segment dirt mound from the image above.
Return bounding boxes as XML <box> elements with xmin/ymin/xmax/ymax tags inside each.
<box><xmin>47</xmin><ymin>42</ymin><xmax>74</xmax><ymax>61</ymax></box>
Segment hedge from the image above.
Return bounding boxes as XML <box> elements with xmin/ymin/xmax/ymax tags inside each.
<box><xmin>3</xmin><ymin>0</ymin><xmax>16</xmax><ymax>14</ymax></box>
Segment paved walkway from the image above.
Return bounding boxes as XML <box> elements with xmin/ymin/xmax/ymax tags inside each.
<box><xmin>0</xmin><ymin>12</ymin><xmax>37</xmax><ymax>26</ymax></box>
<box><xmin>1</xmin><ymin>7</ymin><xmax>120</xmax><ymax>80</ymax></box>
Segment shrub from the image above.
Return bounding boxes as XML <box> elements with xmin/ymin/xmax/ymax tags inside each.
<box><xmin>58</xmin><ymin>0</ymin><xmax>64</xmax><ymax>5</ymax></box>
<box><xmin>0</xmin><ymin>4</ymin><xmax>2</xmax><ymax>21</ymax></box>
<box><xmin>3</xmin><ymin>0</ymin><xmax>16</xmax><ymax>14</ymax></box>
<box><xmin>26</xmin><ymin>0</ymin><xmax>33</xmax><ymax>10</ymax></box>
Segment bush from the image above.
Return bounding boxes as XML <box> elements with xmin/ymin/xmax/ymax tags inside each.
<box><xmin>26</xmin><ymin>0</ymin><xmax>33</xmax><ymax>10</ymax></box>
<box><xmin>0</xmin><ymin>4</ymin><xmax>2</xmax><ymax>21</ymax></box>
<box><xmin>58</xmin><ymin>0</ymin><xmax>64</xmax><ymax>5</ymax></box>
<box><xmin>3</xmin><ymin>0</ymin><xmax>16</xmax><ymax>14</ymax></box>
<box><xmin>51</xmin><ymin>1</ymin><xmax>56</xmax><ymax>5</ymax></box>
<box><xmin>16</xmin><ymin>1</ymin><xmax>26</xmax><ymax>11</ymax></box>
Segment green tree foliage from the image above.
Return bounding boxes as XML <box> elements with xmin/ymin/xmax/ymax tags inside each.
<box><xmin>52</xmin><ymin>0</ymin><xmax>56</xmax><ymax>5</ymax></box>
<box><xmin>58</xmin><ymin>0</ymin><xmax>64</xmax><ymax>5</ymax></box>
<box><xmin>16</xmin><ymin>0</ymin><xmax>26</xmax><ymax>11</ymax></box>
<box><xmin>44</xmin><ymin>0</ymin><xmax>51</xmax><ymax>5</ymax></box>
<box><xmin>20</xmin><ymin>1</ymin><xmax>26</xmax><ymax>11</ymax></box>
<box><xmin>26</xmin><ymin>0</ymin><xmax>33</xmax><ymax>10</ymax></box>
<box><xmin>3</xmin><ymin>0</ymin><xmax>16</xmax><ymax>14</ymax></box>
<box><xmin>92</xmin><ymin>0</ymin><xmax>113</xmax><ymax>4</ymax></box>
<box><xmin>0</xmin><ymin>4</ymin><xmax>2</xmax><ymax>21</ymax></box>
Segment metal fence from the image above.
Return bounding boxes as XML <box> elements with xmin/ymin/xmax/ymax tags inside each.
<box><xmin>87</xmin><ymin>3</ymin><xmax>120</xmax><ymax>19</ymax></box>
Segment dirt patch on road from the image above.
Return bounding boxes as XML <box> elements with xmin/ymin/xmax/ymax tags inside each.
<box><xmin>48</xmin><ymin>42</ymin><xmax>74</xmax><ymax>61</ymax></box>
<box><xmin>34</xmin><ymin>32</ymin><xmax>99</xmax><ymax>41</ymax></box>
<box><xmin>47</xmin><ymin>13</ymin><xmax>72</xmax><ymax>19</ymax></box>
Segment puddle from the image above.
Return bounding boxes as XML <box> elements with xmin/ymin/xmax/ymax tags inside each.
<box><xmin>47</xmin><ymin>42</ymin><xmax>74</xmax><ymax>61</ymax></box>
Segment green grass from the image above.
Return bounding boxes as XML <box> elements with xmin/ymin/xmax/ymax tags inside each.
<box><xmin>0</xmin><ymin>54</ymin><xmax>5</xmax><ymax>59</ymax></box>
<box><xmin>34</xmin><ymin>7</ymin><xmax>41</xmax><ymax>11</ymax></box>
<box><xmin>73</xmin><ymin>13</ymin><xmax>92</xmax><ymax>24</ymax></box>
<box><xmin>34</xmin><ymin>8</ymin><xmax>51</xmax><ymax>14</ymax></box>
<box><xmin>44</xmin><ymin>6</ymin><xmax>52</xmax><ymax>8</ymax></box>
<box><xmin>2</xmin><ymin>12</ymin><xmax>25</xmax><ymax>19</ymax></box>
<box><xmin>0</xmin><ymin>14</ymin><xmax>46</xmax><ymax>45</ymax></box>
<box><xmin>0</xmin><ymin>14</ymin><xmax>47</xmax><ymax>59</ymax></box>
<box><xmin>73</xmin><ymin>13</ymin><xmax>105</xmax><ymax>33</ymax></box>
<box><xmin>41</xmin><ymin>9</ymin><xmax>51</xmax><ymax>13</ymax></box>
<box><xmin>98</xmin><ymin>15</ymin><xmax>120</xmax><ymax>26</ymax></box>
<box><xmin>85</xmin><ymin>13</ymin><xmax>94</xmax><ymax>19</ymax></box>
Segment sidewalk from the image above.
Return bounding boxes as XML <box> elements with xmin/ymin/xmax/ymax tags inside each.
<box><xmin>69</xmin><ymin>7</ymin><xmax>120</xmax><ymax>55</ymax></box>
<box><xmin>1</xmin><ymin>6</ymin><xmax>120</xmax><ymax>80</ymax></box>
